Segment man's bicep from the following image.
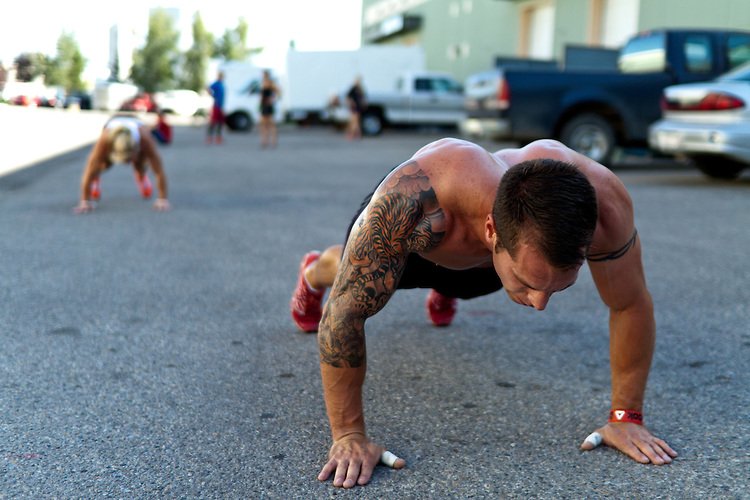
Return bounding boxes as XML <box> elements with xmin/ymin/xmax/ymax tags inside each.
<box><xmin>319</xmin><ymin>193</ymin><xmax>423</xmax><ymax>367</ymax></box>
<box><xmin>589</xmin><ymin>236</ymin><xmax>649</xmax><ymax>311</ymax></box>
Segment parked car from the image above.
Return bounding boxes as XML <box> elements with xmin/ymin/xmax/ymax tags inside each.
<box><xmin>329</xmin><ymin>71</ymin><xmax>465</xmax><ymax>136</ymax></box>
<box><xmin>462</xmin><ymin>29</ymin><xmax>750</xmax><ymax>165</ymax></box>
<box><xmin>649</xmin><ymin>61</ymin><xmax>750</xmax><ymax>179</ymax></box>
<box><xmin>155</xmin><ymin>89</ymin><xmax>211</xmax><ymax>117</ymax></box>
<box><xmin>64</xmin><ymin>91</ymin><xmax>93</xmax><ymax>110</ymax></box>
<box><xmin>119</xmin><ymin>92</ymin><xmax>157</xmax><ymax>113</ymax></box>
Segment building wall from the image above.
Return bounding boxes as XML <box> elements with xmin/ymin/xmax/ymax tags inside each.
<box><xmin>638</xmin><ymin>0</ymin><xmax>750</xmax><ymax>32</ymax></box>
<box><xmin>361</xmin><ymin>0</ymin><xmax>750</xmax><ymax>81</ymax></box>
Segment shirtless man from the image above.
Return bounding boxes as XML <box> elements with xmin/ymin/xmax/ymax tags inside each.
<box><xmin>74</xmin><ymin>115</ymin><xmax>170</xmax><ymax>214</ymax></box>
<box><xmin>290</xmin><ymin>138</ymin><xmax>677</xmax><ymax>488</ymax></box>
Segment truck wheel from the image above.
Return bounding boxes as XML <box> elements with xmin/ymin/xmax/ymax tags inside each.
<box><xmin>688</xmin><ymin>155</ymin><xmax>745</xmax><ymax>180</ymax></box>
<box><xmin>560</xmin><ymin>113</ymin><xmax>616</xmax><ymax>165</ymax></box>
<box><xmin>361</xmin><ymin>111</ymin><xmax>383</xmax><ymax>136</ymax></box>
<box><xmin>225</xmin><ymin>112</ymin><xmax>253</xmax><ymax>132</ymax></box>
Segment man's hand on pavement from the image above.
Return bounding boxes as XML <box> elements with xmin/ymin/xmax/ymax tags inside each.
<box><xmin>318</xmin><ymin>432</ymin><xmax>405</xmax><ymax>488</ymax></box>
<box><xmin>153</xmin><ymin>198</ymin><xmax>171</xmax><ymax>211</ymax></box>
<box><xmin>73</xmin><ymin>200</ymin><xmax>94</xmax><ymax>214</ymax></box>
<box><xmin>580</xmin><ymin>422</ymin><xmax>677</xmax><ymax>464</ymax></box>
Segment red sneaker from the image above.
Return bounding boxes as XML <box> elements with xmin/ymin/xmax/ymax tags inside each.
<box><xmin>426</xmin><ymin>289</ymin><xmax>457</xmax><ymax>327</ymax></box>
<box><xmin>135</xmin><ymin>172</ymin><xmax>153</xmax><ymax>198</ymax></box>
<box><xmin>290</xmin><ymin>251</ymin><xmax>325</xmax><ymax>333</ymax></box>
<box><xmin>90</xmin><ymin>179</ymin><xmax>101</xmax><ymax>201</ymax></box>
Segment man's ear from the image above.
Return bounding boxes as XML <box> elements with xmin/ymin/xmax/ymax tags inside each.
<box><xmin>485</xmin><ymin>214</ymin><xmax>497</xmax><ymax>245</ymax></box>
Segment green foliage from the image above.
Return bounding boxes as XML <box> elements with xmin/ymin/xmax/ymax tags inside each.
<box><xmin>181</xmin><ymin>13</ymin><xmax>214</xmax><ymax>92</ymax></box>
<box><xmin>131</xmin><ymin>8</ymin><xmax>181</xmax><ymax>93</ymax></box>
<box><xmin>13</xmin><ymin>53</ymin><xmax>50</xmax><ymax>82</ymax></box>
<box><xmin>46</xmin><ymin>32</ymin><xmax>86</xmax><ymax>92</ymax></box>
<box><xmin>8</xmin><ymin>9</ymin><xmax>264</xmax><ymax>93</ymax></box>
<box><xmin>213</xmin><ymin>18</ymin><xmax>262</xmax><ymax>61</ymax></box>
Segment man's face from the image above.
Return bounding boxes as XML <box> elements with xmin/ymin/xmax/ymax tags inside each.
<box><xmin>491</xmin><ymin>242</ymin><xmax>580</xmax><ymax>311</ymax></box>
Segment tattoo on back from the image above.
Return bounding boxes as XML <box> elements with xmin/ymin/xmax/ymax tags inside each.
<box><xmin>318</xmin><ymin>164</ymin><xmax>445</xmax><ymax>368</ymax></box>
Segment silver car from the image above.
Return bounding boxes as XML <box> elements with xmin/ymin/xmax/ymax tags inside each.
<box><xmin>649</xmin><ymin>61</ymin><xmax>750</xmax><ymax>179</ymax></box>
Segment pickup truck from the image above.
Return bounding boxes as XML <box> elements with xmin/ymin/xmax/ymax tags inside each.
<box><xmin>461</xmin><ymin>29</ymin><xmax>750</xmax><ymax>165</ymax></box>
<box><xmin>329</xmin><ymin>71</ymin><xmax>465</xmax><ymax>136</ymax></box>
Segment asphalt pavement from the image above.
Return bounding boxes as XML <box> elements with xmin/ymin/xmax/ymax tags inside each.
<box><xmin>1</xmin><ymin>109</ymin><xmax>749</xmax><ymax>498</ymax></box>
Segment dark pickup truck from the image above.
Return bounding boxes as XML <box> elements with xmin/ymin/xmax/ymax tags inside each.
<box><xmin>461</xmin><ymin>29</ymin><xmax>750</xmax><ymax>164</ymax></box>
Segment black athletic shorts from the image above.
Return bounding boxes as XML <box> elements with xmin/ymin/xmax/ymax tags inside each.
<box><xmin>343</xmin><ymin>173</ymin><xmax>503</xmax><ymax>300</ymax></box>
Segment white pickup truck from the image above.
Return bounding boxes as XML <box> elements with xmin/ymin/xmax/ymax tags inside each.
<box><xmin>329</xmin><ymin>71</ymin><xmax>465</xmax><ymax>135</ymax></box>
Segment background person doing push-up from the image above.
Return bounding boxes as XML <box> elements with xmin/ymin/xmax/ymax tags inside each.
<box><xmin>74</xmin><ymin>115</ymin><xmax>170</xmax><ymax>214</ymax></box>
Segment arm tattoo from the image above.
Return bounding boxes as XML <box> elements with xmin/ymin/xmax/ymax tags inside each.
<box><xmin>587</xmin><ymin>229</ymin><xmax>638</xmax><ymax>262</ymax></box>
<box><xmin>319</xmin><ymin>165</ymin><xmax>445</xmax><ymax>368</ymax></box>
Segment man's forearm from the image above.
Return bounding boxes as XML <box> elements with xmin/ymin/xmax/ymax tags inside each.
<box><xmin>157</xmin><ymin>174</ymin><xmax>168</xmax><ymax>199</ymax></box>
<box><xmin>320</xmin><ymin>363</ymin><xmax>366</xmax><ymax>440</ymax></box>
<box><xmin>609</xmin><ymin>298</ymin><xmax>655</xmax><ymax>410</ymax></box>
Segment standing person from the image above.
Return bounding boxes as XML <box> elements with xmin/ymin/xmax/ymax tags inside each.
<box><xmin>259</xmin><ymin>69</ymin><xmax>281</xmax><ymax>148</ymax></box>
<box><xmin>345</xmin><ymin>76</ymin><xmax>366</xmax><ymax>140</ymax></box>
<box><xmin>207</xmin><ymin>71</ymin><xmax>226</xmax><ymax>144</ymax></box>
<box><xmin>74</xmin><ymin>115</ymin><xmax>170</xmax><ymax>214</ymax></box>
<box><xmin>290</xmin><ymin>138</ymin><xmax>677</xmax><ymax>488</ymax></box>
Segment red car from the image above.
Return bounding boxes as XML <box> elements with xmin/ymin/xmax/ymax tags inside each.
<box><xmin>119</xmin><ymin>93</ymin><xmax>157</xmax><ymax>113</ymax></box>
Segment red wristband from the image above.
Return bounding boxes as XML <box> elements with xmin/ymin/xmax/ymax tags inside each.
<box><xmin>609</xmin><ymin>409</ymin><xmax>643</xmax><ymax>425</ymax></box>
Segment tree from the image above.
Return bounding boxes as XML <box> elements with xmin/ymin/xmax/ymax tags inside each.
<box><xmin>13</xmin><ymin>52</ymin><xmax>50</xmax><ymax>82</ymax></box>
<box><xmin>46</xmin><ymin>32</ymin><xmax>86</xmax><ymax>92</ymax></box>
<box><xmin>213</xmin><ymin>18</ymin><xmax>262</xmax><ymax>61</ymax></box>
<box><xmin>131</xmin><ymin>8</ymin><xmax>180</xmax><ymax>92</ymax></box>
<box><xmin>181</xmin><ymin>13</ymin><xmax>213</xmax><ymax>91</ymax></box>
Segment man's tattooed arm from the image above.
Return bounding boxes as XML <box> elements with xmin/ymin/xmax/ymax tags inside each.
<box><xmin>318</xmin><ymin>165</ymin><xmax>445</xmax><ymax>368</ymax></box>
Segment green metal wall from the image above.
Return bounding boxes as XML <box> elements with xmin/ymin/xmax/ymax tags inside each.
<box><xmin>360</xmin><ymin>0</ymin><xmax>750</xmax><ymax>81</ymax></box>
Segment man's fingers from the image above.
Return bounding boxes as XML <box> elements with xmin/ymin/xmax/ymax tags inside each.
<box><xmin>636</xmin><ymin>440</ymin><xmax>674</xmax><ymax>465</ymax></box>
<box><xmin>580</xmin><ymin>431</ymin><xmax>603</xmax><ymax>451</ymax></box>
<box><xmin>380</xmin><ymin>450</ymin><xmax>406</xmax><ymax>469</ymax></box>
<box><xmin>332</xmin><ymin>459</ymin><xmax>350</xmax><ymax>488</ymax></box>
<box><xmin>341</xmin><ymin>460</ymin><xmax>361</xmax><ymax>489</ymax></box>
<box><xmin>654</xmin><ymin>437</ymin><xmax>678</xmax><ymax>458</ymax></box>
<box><xmin>317</xmin><ymin>459</ymin><xmax>337</xmax><ymax>482</ymax></box>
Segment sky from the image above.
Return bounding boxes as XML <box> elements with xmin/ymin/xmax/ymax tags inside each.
<box><xmin>0</xmin><ymin>0</ymin><xmax>362</xmax><ymax>82</ymax></box>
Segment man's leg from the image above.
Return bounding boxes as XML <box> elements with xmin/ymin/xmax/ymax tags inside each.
<box><xmin>290</xmin><ymin>244</ymin><xmax>343</xmax><ymax>333</ymax></box>
<box><xmin>133</xmin><ymin>164</ymin><xmax>153</xmax><ymax>198</ymax></box>
<box><xmin>90</xmin><ymin>176</ymin><xmax>101</xmax><ymax>201</ymax></box>
<box><xmin>396</xmin><ymin>254</ymin><xmax>503</xmax><ymax>327</ymax></box>
<box><xmin>305</xmin><ymin>245</ymin><xmax>342</xmax><ymax>289</ymax></box>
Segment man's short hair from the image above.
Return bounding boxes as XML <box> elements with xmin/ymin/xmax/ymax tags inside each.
<box><xmin>492</xmin><ymin>159</ymin><xmax>598</xmax><ymax>269</ymax></box>
<box><xmin>108</xmin><ymin>127</ymin><xmax>135</xmax><ymax>164</ymax></box>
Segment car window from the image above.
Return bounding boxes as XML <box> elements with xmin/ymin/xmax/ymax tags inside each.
<box><xmin>727</xmin><ymin>34</ymin><xmax>750</xmax><ymax>69</ymax></box>
<box><xmin>415</xmin><ymin>78</ymin><xmax>432</xmax><ymax>92</ymax></box>
<box><xmin>683</xmin><ymin>35</ymin><xmax>713</xmax><ymax>73</ymax></box>
<box><xmin>432</xmin><ymin>78</ymin><xmax>462</xmax><ymax>93</ymax></box>
<box><xmin>718</xmin><ymin>61</ymin><xmax>750</xmax><ymax>82</ymax></box>
<box><xmin>618</xmin><ymin>32</ymin><xmax>666</xmax><ymax>73</ymax></box>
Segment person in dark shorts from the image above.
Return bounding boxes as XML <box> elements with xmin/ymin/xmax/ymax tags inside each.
<box><xmin>259</xmin><ymin>69</ymin><xmax>281</xmax><ymax>148</ymax></box>
<box><xmin>345</xmin><ymin>76</ymin><xmax>366</xmax><ymax>140</ymax></box>
<box><xmin>207</xmin><ymin>71</ymin><xmax>225</xmax><ymax>144</ymax></box>
<box><xmin>289</xmin><ymin>137</ymin><xmax>677</xmax><ymax>488</ymax></box>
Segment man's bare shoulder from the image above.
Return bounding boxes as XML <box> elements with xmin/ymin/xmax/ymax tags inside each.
<box><xmin>413</xmin><ymin>137</ymin><xmax>489</xmax><ymax>161</ymax></box>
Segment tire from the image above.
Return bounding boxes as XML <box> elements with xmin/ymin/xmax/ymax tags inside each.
<box><xmin>688</xmin><ymin>155</ymin><xmax>745</xmax><ymax>180</ymax></box>
<box><xmin>225</xmin><ymin>112</ymin><xmax>253</xmax><ymax>132</ymax></box>
<box><xmin>361</xmin><ymin>111</ymin><xmax>383</xmax><ymax>136</ymax></box>
<box><xmin>559</xmin><ymin>113</ymin><xmax>616</xmax><ymax>165</ymax></box>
